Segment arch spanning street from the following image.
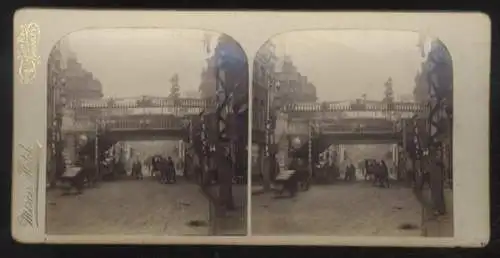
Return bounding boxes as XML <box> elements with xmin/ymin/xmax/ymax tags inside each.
<box><xmin>251</xmin><ymin>35</ymin><xmax>453</xmax><ymax>237</ymax></box>
<box><xmin>252</xmin><ymin>98</ymin><xmax>453</xmax><ymax>237</ymax></box>
<box><xmin>48</xmin><ymin>96</ymin><xmax>248</xmax><ymax>236</ymax></box>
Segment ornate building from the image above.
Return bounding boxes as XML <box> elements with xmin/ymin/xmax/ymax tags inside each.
<box><xmin>64</xmin><ymin>57</ymin><xmax>103</xmax><ymax>102</ymax></box>
<box><xmin>47</xmin><ymin>42</ymin><xmax>105</xmax><ymax>173</ymax></box>
<box><xmin>274</xmin><ymin>56</ymin><xmax>317</xmax><ymax>104</ymax></box>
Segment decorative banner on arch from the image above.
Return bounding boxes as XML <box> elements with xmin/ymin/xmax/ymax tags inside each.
<box><xmin>425</xmin><ymin>38</ymin><xmax>453</xmax><ymax>143</ymax></box>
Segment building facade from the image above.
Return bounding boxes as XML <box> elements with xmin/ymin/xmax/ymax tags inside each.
<box><xmin>274</xmin><ymin>56</ymin><xmax>317</xmax><ymax>104</ymax></box>
<box><xmin>64</xmin><ymin>58</ymin><xmax>103</xmax><ymax>102</ymax></box>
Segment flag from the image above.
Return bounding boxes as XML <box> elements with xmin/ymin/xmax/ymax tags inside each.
<box><xmin>417</xmin><ymin>31</ymin><xmax>432</xmax><ymax>59</ymax></box>
<box><xmin>215</xmin><ymin>68</ymin><xmax>226</xmax><ymax>104</ymax></box>
<box><xmin>203</xmin><ymin>33</ymin><xmax>212</xmax><ymax>54</ymax></box>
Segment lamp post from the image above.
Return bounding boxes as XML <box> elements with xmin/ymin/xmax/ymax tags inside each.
<box><xmin>95</xmin><ymin>118</ymin><xmax>100</xmax><ymax>180</ymax></box>
<box><xmin>308</xmin><ymin>119</ymin><xmax>319</xmax><ymax>179</ymax></box>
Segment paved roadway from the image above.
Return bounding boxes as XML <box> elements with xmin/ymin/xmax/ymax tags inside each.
<box><xmin>207</xmin><ymin>184</ymin><xmax>248</xmax><ymax>236</ymax></box>
<box><xmin>252</xmin><ymin>180</ymin><xmax>423</xmax><ymax>236</ymax></box>
<box><xmin>46</xmin><ymin>178</ymin><xmax>210</xmax><ymax>235</ymax></box>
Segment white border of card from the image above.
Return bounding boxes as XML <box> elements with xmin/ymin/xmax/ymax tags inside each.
<box><xmin>12</xmin><ymin>9</ymin><xmax>490</xmax><ymax>247</ymax></box>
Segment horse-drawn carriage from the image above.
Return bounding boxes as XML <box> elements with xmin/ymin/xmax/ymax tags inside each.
<box><xmin>273</xmin><ymin>167</ymin><xmax>311</xmax><ymax>197</ymax></box>
<box><xmin>150</xmin><ymin>155</ymin><xmax>177</xmax><ymax>183</ymax></box>
<box><xmin>59</xmin><ymin>155</ymin><xmax>98</xmax><ymax>194</ymax></box>
<box><xmin>363</xmin><ymin>159</ymin><xmax>390</xmax><ymax>188</ymax></box>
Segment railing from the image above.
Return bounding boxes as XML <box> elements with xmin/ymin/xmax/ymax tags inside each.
<box><xmin>100</xmin><ymin>115</ymin><xmax>186</xmax><ymax>130</ymax></box>
<box><xmin>321</xmin><ymin>127</ymin><xmax>398</xmax><ymax>134</ymax></box>
<box><xmin>69</xmin><ymin>97</ymin><xmax>215</xmax><ymax>109</ymax></box>
<box><xmin>282</xmin><ymin>101</ymin><xmax>427</xmax><ymax>113</ymax></box>
<box><xmin>287</xmin><ymin>121</ymin><xmax>397</xmax><ymax>135</ymax></box>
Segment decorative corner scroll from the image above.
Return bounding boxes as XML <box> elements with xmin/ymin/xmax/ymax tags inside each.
<box><xmin>16</xmin><ymin>22</ymin><xmax>41</xmax><ymax>85</ymax></box>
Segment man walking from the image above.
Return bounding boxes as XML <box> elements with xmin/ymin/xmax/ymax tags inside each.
<box><xmin>132</xmin><ymin>157</ymin><xmax>143</xmax><ymax>180</ymax></box>
<box><xmin>166</xmin><ymin>156</ymin><xmax>176</xmax><ymax>183</ymax></box>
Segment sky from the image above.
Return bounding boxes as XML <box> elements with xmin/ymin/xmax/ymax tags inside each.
<box><xmin>65</xmin><ymin>28</ymin><xmax>220</xmax><ymax>98</ymax></box>
<box><xmin>65</xmin><ymin>29</ymin><xmax>423</xmax><ymax>102</ymax></box>
<box><xmin>271</xmin><ymin>30</ymin><xmax>423</xmax><ymax>102</ymax></box>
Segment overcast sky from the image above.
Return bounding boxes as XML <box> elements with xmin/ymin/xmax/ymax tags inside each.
<box><xmin>66</xmin><ymin>29</ymin><xmax>219</xmax><ymax>98</ymax></box>
<box><xmin>65</xmin><ymin>29</ymin><xmax>422</xmax><ymax>102</ymax></box>
<box><xmin>271</xmin><ymin>30</ymin><xmax>423</xmax><ymax>102</ymax></box>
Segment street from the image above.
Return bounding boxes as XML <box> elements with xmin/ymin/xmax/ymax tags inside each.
<box><xmin>46</xmin><ymin>179</ymin><xmax>210</xmax><ymax>236</ymax></box>
<box><xmin>252</xmin><ymin>181</ymin><xmax>423</xmax><ymax>236</ymax></box>
<box><xmin>208</xmin><ymin>184</ymin><xmax>247</xmax><ymax>236</ymax></box>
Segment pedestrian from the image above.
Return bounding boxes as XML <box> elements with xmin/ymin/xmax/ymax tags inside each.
<box><xmin>158</xmin><ymin>157</ymin><xmax>168</xmax><ymax>184</ymax></box>
<box><xmin>166</xmin><ymin>156</ymin><xmax>176</xmax><ymax>183</ymax></box>
<box><xmin>132</xmin><ymin>157</ymin><xmax>143</xmax><ymax>180</ymax></box>
<box><xmin>350</xmin><ymin>163</ymin><xmax>355</xmax><ymax>181</ymax></box>
<box><xmin>344</xmin><ymin>162</ymin><xmax>355</xmax><ymax>181</ymax></box>
<box><xmin>344</xmin><ymin>162</ymin><xmax>350</xmax><ymax>181</ymax></box>
<box><xmin>381</xmin><ymin>160</ymin><xmax>388</xmax><ymax>180</ymax></box>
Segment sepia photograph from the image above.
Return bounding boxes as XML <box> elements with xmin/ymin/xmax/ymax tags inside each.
<box><xmin>251</xmin><ymin>30</ymin><xmax>453</xmax><ymax>237</ymax></box>
<box><xmin>45</xmin><ymin>29</ymin><xmax>249</xmax><ymax>236</ymax></box>
<box><xmin>12</xmin><ymin>10</ymin><xmax>489</xmax><ymax>246</ymax></box>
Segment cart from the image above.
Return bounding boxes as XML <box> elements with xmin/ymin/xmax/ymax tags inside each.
<box><xmin>273</xmin><ymin>170</ymin><xmax>298</xmax><ymax>197</ymax></box>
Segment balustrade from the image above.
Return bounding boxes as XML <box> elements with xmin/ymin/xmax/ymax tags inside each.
<box><xmin>282</xmin><ymin>101</ymin><xmax>426</xmax><ymax>113</ymax></box>
<box><xmin>70</xmin><ymin>97</ymin><xmax>213</xmax><ymax>111</ymax></box>
<box><xmin>98</xmin><ymin>115</ymin><xmax>184</xmax><ymax>130</ymax></box>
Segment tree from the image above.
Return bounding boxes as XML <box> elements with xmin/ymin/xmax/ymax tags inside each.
<box><xmin>382</xmin><ymin>77</ymin><xmax>395</xmax><ymax>120</ymax></box>
<box><xmin>383</xmin><ymin>77</ymin><xmax>394</xmax><ymax>103</ymax></box>
<box><xmin>169</xmin><ymin>73</ymin><xmax>181</xmax><ymax>100</ymax></box>
<box><xmin>106</xmin><ymin>98</ymin><xmax>116</xmax><ymax>108</ymax></box>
